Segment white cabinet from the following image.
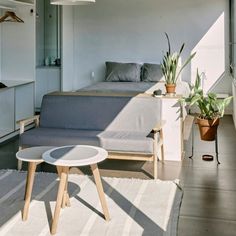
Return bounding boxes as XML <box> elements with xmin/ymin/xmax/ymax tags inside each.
<box><xmin>0</xmin><ymin>1</ymin><xmax>36</xmax><ymax>142</ymax></box>
<box><xmin>9</xmin><ymin>0</ymin><xmax>34</xmax><ymax>5</ymax></box>
<box><xmin>0</xmin><ymin>88</ymin><xmax>14</xmax><ymax>137</ymax></box>
<box><xmin>36</xmin><ymin>67</ymin><xmax>61</xmax><ymax>109</ymax></box>
<box><xmin>0</xmin><ymin>81</ymin><xmax>34</xmax><ymax>138</ymax></box>
<box><xmin>0</xmin><ymin>0</ymin><xmax>34</xmax><ymax>9</ymax></box>
<box><xmin>15</xmin><ymin>83</ymin><xmax>34</xmax><ymax>129</ymax></box>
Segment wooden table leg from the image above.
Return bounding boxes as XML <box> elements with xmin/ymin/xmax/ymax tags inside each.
<box><xmin>62</xmin><ymin>174</ymin><xmax>70</xmax><ymax>208</ymax></box>
<box><xmin>91</xmin><ymin>164</ymin><xmax>110</xmax><ymax>221</ymax></box>
<box><xmin>57</xmin><ymin>166</ymin><xmax>70</xmax><ymax>208</ymax></box>
<box><xmin>56</xmin><ymin>166</ymin><xmax>62</xmax><ymax>177</ymax></box>
<box><xmin>22</xmin><ymin>162</ymin><xmax>37</xmax><ymax>221</ymax></box>
<box><xmin>51</xmin><ymin>166</ymin><xmax>68</xmax><ymax>235</ymax></box>
<box><xmin>64</xmin><ymin>175</ymin><xmax>71</xmax><ymax>207</ymax></box>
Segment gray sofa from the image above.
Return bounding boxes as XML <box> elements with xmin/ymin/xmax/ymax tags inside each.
<box><xmin>19</xmin><ymin>93</ymin><xmax>165</xmax><ymax>178</ymax></box>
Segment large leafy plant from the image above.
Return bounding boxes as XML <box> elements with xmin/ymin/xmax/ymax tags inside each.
<box><xmin>182</xmin><ymin>70</ymin><xmax>233</xmax><ymax>120</ymax></box>
<box><xmin>161</xmin><ymin>33</ymin><xmax>196</xmax><ymax>84</ymax></box>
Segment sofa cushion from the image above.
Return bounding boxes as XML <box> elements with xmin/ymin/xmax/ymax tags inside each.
<box><xmin>20</xmin><ymin>128</ymin><xmax>101</xmax><ymax>147</ymax></box>
<box><xmin>141</xmin><ymin>63</ymin><xmax>163</xmax><ymax>82</ymax></box>
<box><xmin>105</xmin><ymin>62</ymin><xmax>142</xmax><ymax>82</ymax></box>
<box><xmin>20</xmin><ymin>128</ymin><xmax>154</xmax><ymax>154</ymax></box>
<box><xmin>99</xmin><ymin>130</ymin><xmax>153</xmax><ymax>153</ymax></box>
<box><xmin>40</xmin><ymin>95</ymin><xmax>161</xmax><ymax>135</ymax></box>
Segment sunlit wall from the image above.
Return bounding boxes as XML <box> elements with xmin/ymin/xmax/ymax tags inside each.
<box><xmin>191</xmin><ymin>13</ymin><xmax>225</xmax><ymax>93</ymax></box>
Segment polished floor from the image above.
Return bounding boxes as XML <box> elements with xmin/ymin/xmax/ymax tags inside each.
<box><xmin>0</xmin><ymin>115</ymin><xmax>236</xmax><ymax>235</ymax></box>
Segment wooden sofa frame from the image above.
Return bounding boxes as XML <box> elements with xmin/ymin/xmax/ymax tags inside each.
<box><xmin>17</xmin><ymin>116</ymin><xmax>165</xmax><ymax>179</ymax></box>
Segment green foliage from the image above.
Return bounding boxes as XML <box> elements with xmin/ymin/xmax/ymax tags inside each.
<box><xmin>161</xmin><ymin>33</ymin><xmax>196</xmax><ymax>84</ymax></box>
<box><xmin>181</xmin><ymin>70</ymin><xmax>233</xmax><ymax>119</ymax></box>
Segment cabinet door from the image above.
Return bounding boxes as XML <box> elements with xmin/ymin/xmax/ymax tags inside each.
<box><xmin>0</xmin><ymin>88</ymin><xmax>14</xmax><ymax>137</ymax></box>
<box><xmin>36</xmin><ymin>69</ymin><xmax>48</xmax><ymax>109</ymax></box>
<box><xmin>15</xmin><ymin>83</ymin><xmax>34</xmax><ymax>129</ymax></box>
<box><xmin>35</xmin><ymin>68</ymin><xmax>61</xmax><ymax>110</ymax></box>
<box><xmin>47</xmin><ymin>68</ymin><xmax>61</xmax><ymax>93</ymax></box>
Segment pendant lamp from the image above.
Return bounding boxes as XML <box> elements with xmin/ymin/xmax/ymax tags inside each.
<box><xmin>50</xmin><ymin>0</ymin><xmax>95</xmax><ymax>5</ymax></box>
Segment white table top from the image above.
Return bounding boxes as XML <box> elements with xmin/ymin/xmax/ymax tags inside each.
<box><xmin>16</xmin><ymin>146</ymin><xmax>55</xmax><ymax>163</ymax></box>
<box><xmin>42</xmin><ymin>145</ymin><xmax>108</xmax><ymax>167</ymax></box>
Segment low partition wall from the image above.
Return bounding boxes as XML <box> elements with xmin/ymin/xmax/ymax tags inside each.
<box><xmin>49</xmin><ymin>91</ymin><xmax>186</xmax><ymax>161</ymax></box>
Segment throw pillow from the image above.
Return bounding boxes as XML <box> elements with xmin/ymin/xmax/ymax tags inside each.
<box><xmin>105</xmin><ymin>62</ymin><xmax>141</xmax><ymax>82</ymax></box>
<box><xmin>141</xmin><ymin>63</ymin><xmax>163</xmax><ymax>82</ymax></box>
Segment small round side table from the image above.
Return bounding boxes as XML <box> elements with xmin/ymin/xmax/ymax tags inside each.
<box><xmin>42</xmin><ymin>145</ymin><xmax>110</xmax><ymax>235</ymax></box>
<box><xmin>16</xmin><ymin>146</ymin><xmax>55</xmax><ymax>221</ymax></box>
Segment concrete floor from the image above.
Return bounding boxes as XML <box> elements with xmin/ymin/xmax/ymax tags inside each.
<box><xmin>0</xmin><ymin>115</ymin><xmax>236</xmax><ymax>235</ymax></box>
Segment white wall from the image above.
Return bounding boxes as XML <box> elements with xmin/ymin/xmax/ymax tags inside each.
<box><xmin>0</xmin><ymin>5</ymin><xmax>35</xmax><ymax>81</ymax></box>
<box><xmin>62</xmin><ymin>0</ymin><xmax>230</xmax><ymax>93</ymax></box>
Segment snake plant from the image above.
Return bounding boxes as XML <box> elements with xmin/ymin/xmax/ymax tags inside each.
<box><xmin>182</xmin><ymin>70</ymin><xmax>233</xmax><ymax>119</ymax></box>
<box><xmin>161</xmin><ymin>33</ymin><xmax>196</xmax><ymax>84</ymax></box>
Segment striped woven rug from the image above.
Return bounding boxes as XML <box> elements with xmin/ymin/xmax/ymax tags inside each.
<box><xmin>0</xmin><ymin>170</ymin><xmax>182</xmax><ymax>236</ymax></box>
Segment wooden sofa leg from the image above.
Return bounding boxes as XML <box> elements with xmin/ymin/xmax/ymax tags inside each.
<box><xmin>17</xmin><ymin>146</ymin><xmax>23</xmax><ymax>170</ymax></box>
<box><xmin>153</xmin><ymin>154</ymin><xmax>158</xmax><ymax>179</ymax></box>
<box><xmin>153</xmin><ymin>131</ymin><xmax>158</xmax><ymax>179</ymax></box>
<box><xmin>18</xmin><ymin>160</ymin><xmax>23</xmax><ymax>171</ymax></box>
<box><xmin>160</xmin><ymin>129</ymin><xmax>164</xmax><ymax>162</ymax></box>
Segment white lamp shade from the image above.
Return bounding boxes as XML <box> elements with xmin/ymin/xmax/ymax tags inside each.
<box><xmin>51</xmin><ymin>0</ymin><xmax>95</xmax><ymax>4</ymax></box>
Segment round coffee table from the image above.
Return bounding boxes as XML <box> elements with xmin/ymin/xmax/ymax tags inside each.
<box><xmin>42</xmin><ymin>145</ymin><xmax>110</xmax><ymax>235</ymax></box>
<box><xmin>16</xmin><ymin>146</ymin><xmax>55</xmax><ymax>221</ymax></box>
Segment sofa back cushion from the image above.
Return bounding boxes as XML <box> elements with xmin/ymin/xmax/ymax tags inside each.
<box><xmin>40</xmin><ymin>94</ymin><xmax>161</xmax><ymax>134</ymax></box>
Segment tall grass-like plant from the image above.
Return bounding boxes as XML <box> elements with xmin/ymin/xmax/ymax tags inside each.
<box><xmin>161</xmin><ymin>33</ymin><xmax>196</xmax><ymax>85</ymax></box>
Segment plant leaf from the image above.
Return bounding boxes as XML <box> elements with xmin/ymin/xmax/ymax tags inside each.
<box><xmin>165</xmin><ymin>32</ymin><xmax>171</xmax><ymax>54</ymax></box>
<box><xmin>223</xmin><ymin>96</ymin><xmax>233</xmax><ymax>107</ymax></box>
<box><xmin>179</xmin><ymin>43</ymin><xmax>185</xmax><ymax>54</ymax></box>
<box><xmin>208</xmin><ymin>93</ymin><xmax>217</xmax><ymax>100</ymax></box>
<box><xmin>189</xmin><ymin>94</ymin><xmax>201</xmax><ymax>106</ymax></box>
<box><xmin>175</xmin><ymin>52</ymin><xmax>196</xmax><ymax>81</ymax></box>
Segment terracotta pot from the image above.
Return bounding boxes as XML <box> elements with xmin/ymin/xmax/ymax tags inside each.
<box><xmin>165</xmin><ymin>84</ymin><xmax>176</xmax><ymax>94</ymax></box>
<box><xmin>197</xmin><ymin>117</ymin><xmax>219</xmax><ymax>141</ymax></box>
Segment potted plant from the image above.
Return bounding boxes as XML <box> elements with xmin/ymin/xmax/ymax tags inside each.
<box><xmin>161</xmin><ymin>33</ymin><xmax>196</xmax><ymax>94</ymax></box>
<box><xmin>181</xmin><ymin>70</ymin><xmax>233</xmax><ymax>141</ymax></box>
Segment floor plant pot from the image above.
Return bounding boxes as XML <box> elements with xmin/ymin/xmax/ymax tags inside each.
<box><xmin>197</xmin><ymin>117</ymin><xmax>219</xmax><ymax>141</ymax></box>
<box><xmin>165</xmin><ymin>84</ymin><xmax>176</xmax><ymax>94</ymax></box>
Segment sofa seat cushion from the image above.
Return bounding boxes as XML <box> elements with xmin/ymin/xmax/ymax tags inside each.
<box><xmin>20</xmin><ymin>128</ymin><xmax>101</xmax><ymax>147</ymax></box>
<box><xmin>99</xmin><ymin>131</ymin><xmax>153</xmax><ymax>154</ymax></box>
<box><xmin>20</xmin><ymin>128</ymin><xmax>154</xmax><ymax>154</ymax></box>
